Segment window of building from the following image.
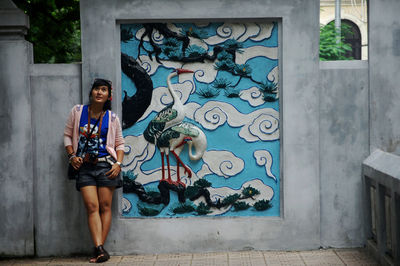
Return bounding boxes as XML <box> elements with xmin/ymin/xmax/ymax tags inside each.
<box><xmin>320</xmin><ymin>0</ymin><xmax>368</xmax><ymax>60</ymax></box>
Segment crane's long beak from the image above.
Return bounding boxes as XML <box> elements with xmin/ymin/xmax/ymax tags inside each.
<box><xmin>176</xmin><ymin>68</ymin><xmax>194</xmax><ymax>75</ymax></box>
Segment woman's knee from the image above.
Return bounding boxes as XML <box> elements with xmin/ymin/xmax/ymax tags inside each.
<box><xmin>85</xmin><ymin>201</ymin><xmax>99</xmax><ymax>214</ymax></box>
<box><xmin>99</xmin><ymin>200</ymin><xmax>112</xmax><ymax>213</ymax></box>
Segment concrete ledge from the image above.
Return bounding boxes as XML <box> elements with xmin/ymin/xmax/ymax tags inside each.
<box><xmin>363</xmin><ymin>149</ymin><xmax>400</xmax><ymax>265</ymax></box>
<box><xmin>363</xmin><ymin>149</ymin><xmax>400</xmax><ymax>188</ymax></box>
<box><xmin>30</xmin><ymin>63</ymin><xmax>82</xmax><ymax>76</ymax></box>
<box><xmin>320</xmin><ymin>60</ymin><xmax>368</xmax><ymax>70</ymax></box>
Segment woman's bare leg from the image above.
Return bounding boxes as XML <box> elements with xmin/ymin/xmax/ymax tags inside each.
<box><xmin>81</xmin><ymin>186</ymin><xmax>103</xmax><ymax>247</ymax></box>
<box><xmin>98</xmin><ymin>186</ymin><xmax>115</xmax><ymax>244</ymax></box>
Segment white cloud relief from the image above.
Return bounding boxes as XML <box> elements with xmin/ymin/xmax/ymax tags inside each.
<box><xmin>193</xmin><ymin>101</ymin><xmax>279</xmax><ymax>142</ymax></box>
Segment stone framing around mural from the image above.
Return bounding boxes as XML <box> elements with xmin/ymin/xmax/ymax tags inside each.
<box><xmin>81</xmin><ymin>0</ymin><xmax>320</xmax><ymax>252</ymax></box>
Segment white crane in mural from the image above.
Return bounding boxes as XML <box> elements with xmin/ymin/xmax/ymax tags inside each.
<box><xmin>144</xmin><ymin>69</ymin><xmax>207</xmax><ymax>187</ymax></box>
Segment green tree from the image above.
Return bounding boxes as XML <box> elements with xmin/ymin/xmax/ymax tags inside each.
<box><xmin>319</xmin><ymin>22</ymin><xmax>353</xmax><ymax>61</ymax></box>
<box><xmin>13</xmin><ymin>0</ymin><xmax>81</xmax><ymax>63</ymax></box>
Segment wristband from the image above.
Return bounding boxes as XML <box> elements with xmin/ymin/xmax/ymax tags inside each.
<box><xmin>116</xmin><ymin>161</ymin><xmax>122</xmax><ymax>166</ymax></box>
<box><xmin>67</xmin><ymin>153</ymin><xmax>75</xmax><ymax>159</ymax></box>
<box><xmin>69</xmin><ymin>155</ymin><xmax>76</xmax><ymax>163</ymax></box>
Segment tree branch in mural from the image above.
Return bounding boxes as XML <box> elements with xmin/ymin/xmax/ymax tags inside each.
<box><xmin>123</xmin><ymin>174</ymin><xmax>272</xmax><ymax>216</ymax></box>
<box><xmin>121</xmin><ymin>53</ymin><xmax>154</xmax><ymax>129</ymax></box>
<box><xmin>123</xmin><ymin>23</ymin><xmax>278</xmax><ymax>102</ymax></box>
<box><xmin>137</xmin><ymin>23</ymin><xmax>190</xmax><ymax>64</ymax></box>
<box><xmin>144</xmin><ymin>69</ymin><xmax>207</xmax><ymax>188</ymax></box>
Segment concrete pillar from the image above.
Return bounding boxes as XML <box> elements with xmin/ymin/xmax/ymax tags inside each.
<box><xmin>0</xmin><ymin>0</ymin><xmax>34</xmax><ymax>256</ymax></box>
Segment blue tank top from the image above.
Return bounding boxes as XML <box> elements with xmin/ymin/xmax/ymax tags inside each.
<box><xmin>76</xmin><ymin>105</ymin><xmax>109</xmax><ymax>158</ymax></box>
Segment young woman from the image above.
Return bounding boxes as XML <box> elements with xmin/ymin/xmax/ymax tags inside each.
<box><xmin>64</xmin><ymin>78</ymin><xmax>124</xmax><ymax>263</ymax></box>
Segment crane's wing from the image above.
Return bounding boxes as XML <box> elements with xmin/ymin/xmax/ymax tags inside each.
<box><xmin>171</xmin><ymin>123</ymin><xmax>199</xmax><ymax>137</ymax></box>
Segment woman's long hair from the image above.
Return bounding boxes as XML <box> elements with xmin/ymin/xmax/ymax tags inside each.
<box><xmin>89</xmin><ymin>78</ymin><xmax>112</xmax><ymax>110</ymax></box>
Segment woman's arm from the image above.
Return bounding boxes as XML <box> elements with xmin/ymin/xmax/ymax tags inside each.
<box><xmin>65</xmin><ymin>145</ymin><xmax>83</xmax><ymax>170</ymax></box>
<box><xmin>106</xmin><ymin>149</ymin><xmax>124</xmax><ymax>179</ymax></box>
<box><xmin>64</xmin><ymin>106</ymin><xmax>83</xmax><ymax>170</ymax></box>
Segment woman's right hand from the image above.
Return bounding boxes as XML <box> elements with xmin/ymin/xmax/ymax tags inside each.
<box><xmin>70</xmin><ymin>156</ymin><xmax>83</xmax><ymax>170</ymax></box>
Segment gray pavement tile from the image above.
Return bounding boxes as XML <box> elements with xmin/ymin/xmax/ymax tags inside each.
<box><xmin>120</xmin><ymin>255</ymin><xmax>157</xmax><ymax>262</ymax></box>
<box><xmin>48</xmin><ymin>257</ymin><xmax>87</xmax><ymax>265</ymax></box>
<box><xmin>229</xmin><ymin>251</ymin><xmax>265</xmax><ymax>258</ymax></box>
<box><xmin>263</xmin><ymin>251</ymin><xmax>305</xmax><ymax>266</ymax></box>
<box><xmin>0</xmin><ymin>260</ymin><xmax>15</xmax><ymax>266</ymax></box>
<box><xmin>228</xmin><ymin>251</ymin><xmax>266</xmax><ymax>266</ymax></box>
<box><xmin>156</xmin><ymin>253</ymin><xmax>192</xmax><ymax>260</ymax></box>
<box><xmin>118</xmin><ymin>261</ymin><xmax>155</xmax><ymax>266</ymax></box>
<box><xmin>1</xmin><ymin>248</ymin><xmax>381</xmax><ymax>266</ymax></box>
<box><xmin>191</xmin><ymin>257</ymin><xmax>229</xmax><ymax>266</ymax></box>
<box><xmin>102</xmin><ymin>256</ymin><xmax>123</xmax><ymax>265</ymax></box>
<box><xmin>229</xmin><ymin>257</ymin><xmax>267</xmax><ymax>266</ymax></box>
<box><xmin>11</xmin><ymin>263</ymin><xmax>49</xmax><ymax>266</ymax></box>
<box><xmin>192</xmin><ymin>252</ymin><xmax>228</xmax><ymax>259</ymax></box>
<box><xmin>9</xmin><ymin>258</ymin><xmax>52</xmax><ymax>265</ymax></box>
<box><xmin>154</xmin><ymin>259</ymin><xmax>191</xmax><ymax>266</ymax></box>
<box><xmin>334</xmin><ymin>249</ymin><xmax>379</xmax><ymax>265</ymax></box>
<box><xmin>299</xmin><ymin>250</ymin><xmax>344</xmax><ymax>265</ymax></box>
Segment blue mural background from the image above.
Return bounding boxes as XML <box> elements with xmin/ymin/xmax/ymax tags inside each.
<box><xmin>120</xmin><ymin>22</ymin><xmax>280</xmax><ymax>217</ymax></box>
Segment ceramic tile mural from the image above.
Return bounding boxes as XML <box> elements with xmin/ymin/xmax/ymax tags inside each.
<box><xmin>120</xmin><ymin>22</ymin><xmax>279</xmax><ymax>217</ymax></box>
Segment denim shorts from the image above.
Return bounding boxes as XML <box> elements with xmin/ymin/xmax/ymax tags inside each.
<box><xmin>76</xmin><ymin>161</ymin><xmax>122</xmax><ymax>191</ymax></box>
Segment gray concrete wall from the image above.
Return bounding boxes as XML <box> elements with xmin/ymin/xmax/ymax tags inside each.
<box><xmin>0</xmin><ymin>38</ymin><xmax>34</xmax><ymax>257</ymax></box>
<box><xmin>80</xmin><ymin>0</ymin><xmax>322</xmax><ymax>254</ymax></box>
<box><xmin>369</xmin><ymin>0</ymin><xmax>400</xmax><ymax>155</ymax></box>
<box><xmin>4</xmin><ymin>0</ymin><xmax>400</xmax><ymax>257</ymax></box>
<box><xmin>319</xmin><ymin>61</ymin><xmax>369</xmax><ymax>247</ymax></box>
<box><xmin>29</xmin><ymin>64</ymin><xmax>91</xmax><ymax>256</ymax></box>
<box><xmin>0</xmin><ymin>1</ymin><xmax>34</xmax><ymax>256</ymax></box>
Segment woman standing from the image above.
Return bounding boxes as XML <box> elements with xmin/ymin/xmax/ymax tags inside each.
<box><xmin>64</xmin><ymin>79</ymin><xmax>124</xmax><ymax>263</ymax></box>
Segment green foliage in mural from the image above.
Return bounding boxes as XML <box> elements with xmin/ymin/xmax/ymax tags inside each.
<box><xmin>196</xmin><ymin>202</ymin><xmax>211</xmax><ymax>215</ymax></box>
<box><xmin>196</xmin><ymin>87</ymin><xmax>220</xmax><ymax>98</ymax></box>
<box><xmin>242</xmin><ymin>186</ymin><xmax>260</xmax><ymax>199</ymax></box>
<box><xmin>224</xmin><ymin>88</ymin><xmax>241</xmax><ymax>98</ymax></box>
<box><xmin>212</xmin><ymin>78</ymin><xmax>233</xmax><ymax>90</ymax></box>
<box><xmin>215</xmin><ymin>60</ymin><xmax>236</xmax><ymax>71</ymax></box>
<box><xmin>185</xmin><ymin>45</ymin><xmax>207</xmax><ymax>58</ymax></box>
<box><xmin>138</xmin><ymin>202</ymin><xmax>164</xmax><ymax>216</ymax></box>
<box><xmin>217</xmin><ymin>51</ymin><xmax>234</xmax><ymax>61</ymax></box>
<box><xmin>233</xmin><ymin>201</ymin><xmax>251</xmax><ymax>211</ymax></box>
<box><xmin>123</xmin><ymin>170</ymin><xmax>137</xmax><ymax>181</ymax></box>
<box><xmin>172</xmin><ymin>202</ymin><xmax>196</xmax><ymax>214</ymax></box>
<box><xmin>184</xmin><ymin>185</ymin><xmax>200</xmax><ymax>199</ymax></box>
<box><xmin>221</xmin><ymin>193</ymin><xmax>241</xmax><ymax>206</ymax></box>
<box><xmin>193</xmin><ymin>179</ymin><xmax>212</xmax><ymax>188</ymax></box>
<box><xmin>13</xmin><ymin>0</ymin><xmax>81</xmax><ymax>63</ymax></box>
<box><xmin>129</xmin><ymin>23</ymin><xmax>279</xmax><ymax>101</ymax></box>
<box><xmin>320</xmin><ymin>23</ymin><xmax>353</xmax><ymax>61</ymax></box>
<box><xmin>253</xmin><ymin>199</ymin><xmax>272</xmax><ymax>211</ymax></box>
<box><xmin>146</xmin><ymin>190</ymin><xmax>161</xmax><ymax>199</ymax></box>
<box><xmin>223</xmin><ymin>38</ymin><xmax>244</xmax><ymax>52</ymax></box>
<box><xmin>259</xmin><ymin>80</ymin><xmax>278</xmax><ymax>102</ymax></box>
<box><xmin>234</xmin><ymin>64</ymin><xmax>252</xmax><ymax>76</ymax></box>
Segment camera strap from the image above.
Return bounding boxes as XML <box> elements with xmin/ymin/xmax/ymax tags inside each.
<box><xmin>82</xmin><ymin>108</ymin><xmax>104</xmax><ymax>155</ymax></box>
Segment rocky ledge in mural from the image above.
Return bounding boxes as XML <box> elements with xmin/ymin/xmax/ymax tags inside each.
<box><xmin>120</xmin><ymin>22</ymin><xmax>279</xmax><ymax>217</ymax></box>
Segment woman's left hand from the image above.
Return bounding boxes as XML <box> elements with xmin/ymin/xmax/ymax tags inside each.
<box><xmin>106</xmin><ymin>163</ymin><xmax>121</xmax><ymax>179</ymax></box>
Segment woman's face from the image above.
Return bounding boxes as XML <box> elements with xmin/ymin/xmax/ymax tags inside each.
<box><xmin>91</xmin><ymin>85</ymin><xmax>110</xmax><ymax>105</ymax></box>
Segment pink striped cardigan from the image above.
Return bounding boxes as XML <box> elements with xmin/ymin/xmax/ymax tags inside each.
<box><xmin>64</xmin><ymin>105</ymin><xmax>125</xmax><ymax>160</ymax></box>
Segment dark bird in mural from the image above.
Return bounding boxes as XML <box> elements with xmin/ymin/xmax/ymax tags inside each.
<box><xmin>121</xmin><ymin>53</ymin><xmax>154</xmax><ymax>129</ymax></box>
<box><xmin>144</xmin><ymin>69</ymin><xmax>207</xmax><ymax>187</ymax></box>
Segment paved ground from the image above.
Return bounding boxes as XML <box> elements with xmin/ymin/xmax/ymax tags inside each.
<box><xmin>0</xmin><ymin>248</ymin><xmax>378</xmax><ymax>265</ymax></box>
